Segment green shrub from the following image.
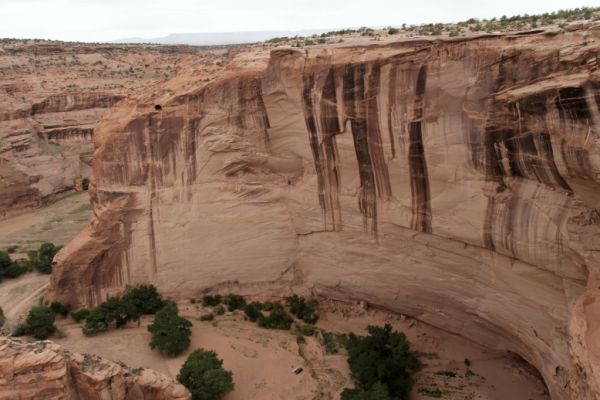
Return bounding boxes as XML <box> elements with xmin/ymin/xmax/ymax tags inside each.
<box><xmin>243</xmin><ymin>302</ymin><xmax>263</xmax><ymax>322</ymax></box>
<box><xmin>343</xmin><ymin>324</ymin><xmax>420</xmax><ymax>400</ymax></box>
<box><xmin>177</xmin><ymin>349</ymin><xmax>234</xmax><ymax>400</ymax></box>
<box><xmin>202</xmin><ymin>295</ymin><xmax>222</xmax><ymax>307</ymax></box>
<box><xmin>285</xmin><ymin>295</ymin><xmax>319</xmax><ymax>324</ymax></box>
<box><xmin>123</xmin><ymin>285</ymin><xmax>165</xmax><ymax>314</ymax></box>
<box><xmin>0</xmin><ymin>306</ymin><xmax>5</xmax><ymax>328</ymax></box>
<box><xmin>82</xmin><ymin>307</ymin><xmax>110</xmax><ymax>336</ymax></box>
<box><xmin>3</xmin><ymin>261</ymin><xmax>25</xmax><ymax>278</ymax></box>
<box><xmin>223</xmin><ymin>294</ymin><xmax>246</xmax><ymax>311</ymax></box>
<box><xmin>0</xmin><ymin>250</ymin><xmax>24</xmax><ymax>279</ymax></box>
<box><xmin>257</xmin><ymin>303</ymin><xmax>293</xmax><ymax>330</ymax></box>
<box><xmin>24</xmin><ymin>306</ymin><xmax>56</xmax><ymax>340</ymax></box>
<box><xmin>71</xmin><ymin>308</ymin><xmax>90</xmax><ymax>322</ymax></box>
<box><xmin>100</xmin><ymin>296</ymin><xmax>141</xmax><ymax>328</ymax></box>
<box><xmin>148</xmin><ymin>303</ymin><xmax>192</xmax><ymax>357</ymax></box>
<box><xmin>6</xmin><ymin>245</ymin><xmax>18</xmax><ymax>254</ymax></box>
<box><xmin>27</xmin><ymin>242</ymin><xmax>62</xmax><ymax>274</ymax></box>
<box><xmin>82</xmin><ymin>177</ymin><xmax>90</xmax><ymax>191</ymax></box>
<box><xmin>261</xmin><ymin>301</ymin><xmax>276</xmax><ymax>311</ymax></box>
<box><xmin>50</xmin><ymin>301</ymin><xmax>70</xmax><ymax>316</ymax></box>
<box><xmin>200</xmin><ymin>313</ymin><xmax>215</xmax><ymax>321</ymax></box>
<box><xmin>388</xmin><ymin>27</ymin><xmax>400</xmax><ymax>35</ymax></box>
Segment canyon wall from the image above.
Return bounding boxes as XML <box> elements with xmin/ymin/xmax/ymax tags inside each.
<box><xmin>0</xmin><ymin>337</ymin><xmax>190</xmax><ymax>400</ymax></box>
<box><xmin>50</xmin><ymin>28</ymin><xmax>600</xmax><ymax>399</ymax></box>
<box><xmin>0</xmin><ymin>41</ymin><xmax>214</xmax><ymax>217</ymax></box>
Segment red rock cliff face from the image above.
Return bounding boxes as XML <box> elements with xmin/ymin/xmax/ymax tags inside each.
<box><xmin>50</xmin><ymin>29</ymin><xmax>600</xmax><ymax>399</ymax></box>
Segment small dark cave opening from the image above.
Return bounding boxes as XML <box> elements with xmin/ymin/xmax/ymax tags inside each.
<box><xmin>154</xmin><ymin>104</ymin><xmax>162</xmax><ymax>111</ymax></box>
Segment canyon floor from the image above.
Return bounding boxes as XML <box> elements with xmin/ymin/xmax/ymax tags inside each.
<box><xmin>0</xmin><ymin>194</ymin><xmax>550</xmax><ymax>399</ymax></box>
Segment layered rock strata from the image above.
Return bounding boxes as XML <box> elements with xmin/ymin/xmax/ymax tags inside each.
<box><xmin>0</xmin><ymin>41</ymin><xmax>216</xmax><ymax>216</ymax></box>
<box><xmin>0</xmin><ymin>337</ymin><xmax>190</xmax><ymax>400</ymax></box>
<box><xmin>50</xmin><ymin>28</ymin><xmax>600</xmax><ymax>399</ymax></box>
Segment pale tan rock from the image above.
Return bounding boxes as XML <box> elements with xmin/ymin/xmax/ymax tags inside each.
<box><xmin>0</xmin><ymin>337</ymin><xmax>190</xmax><ymax>400</ymax></box>
<box><xmin>50</xmin><ymin>28</ymin><xmax>600</xmax><ymax>399</ymax></box>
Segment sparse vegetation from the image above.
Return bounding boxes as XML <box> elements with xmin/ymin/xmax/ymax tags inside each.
<box><xmin>82</xmin><ymin>284</ymin><xmax>164</xmax><ymax>336</ymax></box>
<box><xmin>148</xmin><ymin>302</ymin><xmax>192</xmax><ymax>357</ymax></box>
<box><xmin>177</xmin><ymin>348</ymin><xmax>234</xmax><ymax>400</ymax></box>
<box><xmin>202</xmin><ymin>294</ymin><xmax>222</xmax><ymax>307</ymax></box>
<box><xmin>285</xmin><ymin>294</ymin><xmax>319</xmax><ymax>324</ymax></box>
<box><xmin>341</xmin><ymin>324</ymin><xmax>420</xmax><ymax>400</ymax></box>
<box><xmin>257</xmin><ymin>303</ymin><xmax>293</xmax><ymax>330</ymax></box>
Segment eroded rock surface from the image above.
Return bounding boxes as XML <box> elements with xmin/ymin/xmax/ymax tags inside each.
<box><xmin>0</xmin><ymin>337</ymin><xmax>190</xmax><ymax>400</ymax></box>
<box><xmin>0</xmin><ymin>40</ymin><xmax>220</xmax><ymax>217</ymax></box>
<box><xmin>50</xmin><ymin>28</ymin><xmax>600</xmax><ymax>399</ymax></box>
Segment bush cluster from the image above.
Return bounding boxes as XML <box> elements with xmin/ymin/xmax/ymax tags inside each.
<box><xmin>82</xmin><ymin>285</ymin><xmax>165</xmax><ymax>336</ymax></box>
<box><xmin>177</xmin><ymin>349</ymin><xmax>234</xmax><ymax>400</ymax></box>
<box><xmin>27</xmin><ymin>242</ymin><xmax>62</xmax><ymax>274</ymax></box>
<box><xmin>285</xmin><ymin>294</ymin><xmax>319</xmax><ymax>324</ymax></box>
<box><xmin>148</xmin><ymin>302</ymin><xmax>192</xmax><ymax>357</ymax></box>
<box><xmin>199</xmin><ymin>293</ymin><xmax>317</xmax><ymax>331</ymax></box>
<box><xmin>341</xmin><ymin>324</ymin><xmax>420</xmax><ymax>400</ymax></box>
<box><xmin>15</xmin><ymin>306</ymin><xmax>57</xmax><ymax>340</ymax></box>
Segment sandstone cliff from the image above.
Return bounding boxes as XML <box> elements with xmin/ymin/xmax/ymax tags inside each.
<box><xmin>0</xmin><ymin>337</ymin><xmax>190</xmax><ymax>400</ymax></box>
<box><xmin>0</xmin><ymin>40</ymin><xmax>218</xmax><ymax>217</ymax></box>
<box><xmin>50</xmin><ymin>28</ymin><xmax>600</xmax><ymax>399</ymax></box>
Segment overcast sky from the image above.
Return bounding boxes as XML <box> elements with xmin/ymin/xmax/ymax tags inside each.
<box><xmin>1</xmin><ymin>0</ymin><xmax>597</xmax><ymax>42</ymax></box>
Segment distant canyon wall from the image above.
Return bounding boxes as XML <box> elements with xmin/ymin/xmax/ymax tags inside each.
<box><xmin>50</xmin><ymin>29</ymin><xmax>600</xmax><ymax>399</ymax></box>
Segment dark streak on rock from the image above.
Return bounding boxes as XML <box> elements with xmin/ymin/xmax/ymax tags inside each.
<box><xmin>344</xmin><ymin>63</ymin><xmax>378</xmax><ymax>236</ymax></box>
<box><xmin>302</xmin><ymin>69</ymin><xmax>342</xmax><ymax>230</ymax></box>
<box><xmin>408</xmin><ymin>64</ymin><xmax>432</xmax><ymax>233</ymax></box>
<box><xmin>387</xmin><ymin>64</ymin><xmax>398</xmax><ymax>159</ymax></box>
<box><xmin>367</xmin><ymin>63</ymin><xmax>392</xmax><ymax>200</ymax></box>
<box><xmin>238</xmin><ymin>77</ymin><xmax>271</xmax><ymax>152</ymax></box>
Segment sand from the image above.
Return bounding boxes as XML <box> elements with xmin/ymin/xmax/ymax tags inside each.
<box><xmin>51</xmin><ymin>301</ymin><xmax>550</xmax><ymax>400</ymax></box>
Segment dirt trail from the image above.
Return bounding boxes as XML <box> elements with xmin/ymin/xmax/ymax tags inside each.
<box><xmin>0</xmin><ymin>274</ymin><xmax>49</xmax><ymax>328</ymax></box>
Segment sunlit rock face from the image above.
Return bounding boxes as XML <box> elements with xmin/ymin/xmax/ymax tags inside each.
<box><xmin>50</xmin><ymin>29</ymin><xmax>600</xmax><ymax>399</ymax></box>
<box><xmin>0</xmin><ymin>337</ymin><xmax>190</xmax><ymax>400</ymax></box>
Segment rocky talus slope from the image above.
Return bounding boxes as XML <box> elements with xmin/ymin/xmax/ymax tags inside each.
<box><xmin>49</xmin><ymin>27</ymin><xmax>600</xmax><ymax>399</ymax></box>
<box><xmin>0</xmin><ymin>40</ymin><xmax>219</xmax><ymax>217</ymax></box>
<box><xmin>0</xmin><ymin>337</ymin><xmax>190</xmax><ymax>400</ymax></box>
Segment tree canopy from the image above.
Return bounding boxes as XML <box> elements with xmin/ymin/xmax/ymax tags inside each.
<box><xmin>148</xmin><ymin>302</ymin><xmax>192</xmax><ymax>357</ymax></box>
<box><xmin>177</xmin><ymin>348</ymin><xmax>234</xmax><ymax>400</ymax></box>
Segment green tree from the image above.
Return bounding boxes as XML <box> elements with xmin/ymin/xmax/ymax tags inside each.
<box><xmin>0</xmin><ymin>306</ymin><xmax>5</xmax><ymax>328</ymax></box>
<box><xmin>82</xmin><ymin>307</ymin><xmax>110</xmax><ymax>336</ymax></box>
<box><xmin>285</xmin><ymin>294</ymin><xmax>319</xmax><ymax>324</ymax></box>
<box><xmin>28</xmin><ymin>242</ymin><xmax>62</xmax><ymax>274</ymax></box>
<box><xmin>123</xmin><ymin>284</ymin><xmax>165</xmax><ymax>314</ymax></box>
<box><xmin>344</xmin><ymin>324</ymin><xmax>420</xmax><ymax>400</ymax></box>
<box><xmin>223</xmin><ymin>294</ymin><xmax>246</xmax><ymax>311</ymax></box>
<box><xmin>148</xmin><ymin>303</ymin><xmax>192</xmax><ymax>356</ymax></box>
<box><xmin>243</xmin><ymin>302</ymin><xmax>263</xmax><ymax>322</ymax></box>
<box><xmin>177</xmin><ymin>349</ymin><xmax>234</xmax><ymax>400</ymax></box>
<box><xmin>257</xmin><ymin>303</ymin><xmax>293</xmax><ymax>330</ymax></box>
<box><xmin>25</xmin><ymin>306</ymin><xmax>56</xmax><ymax>340</ymax></box>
